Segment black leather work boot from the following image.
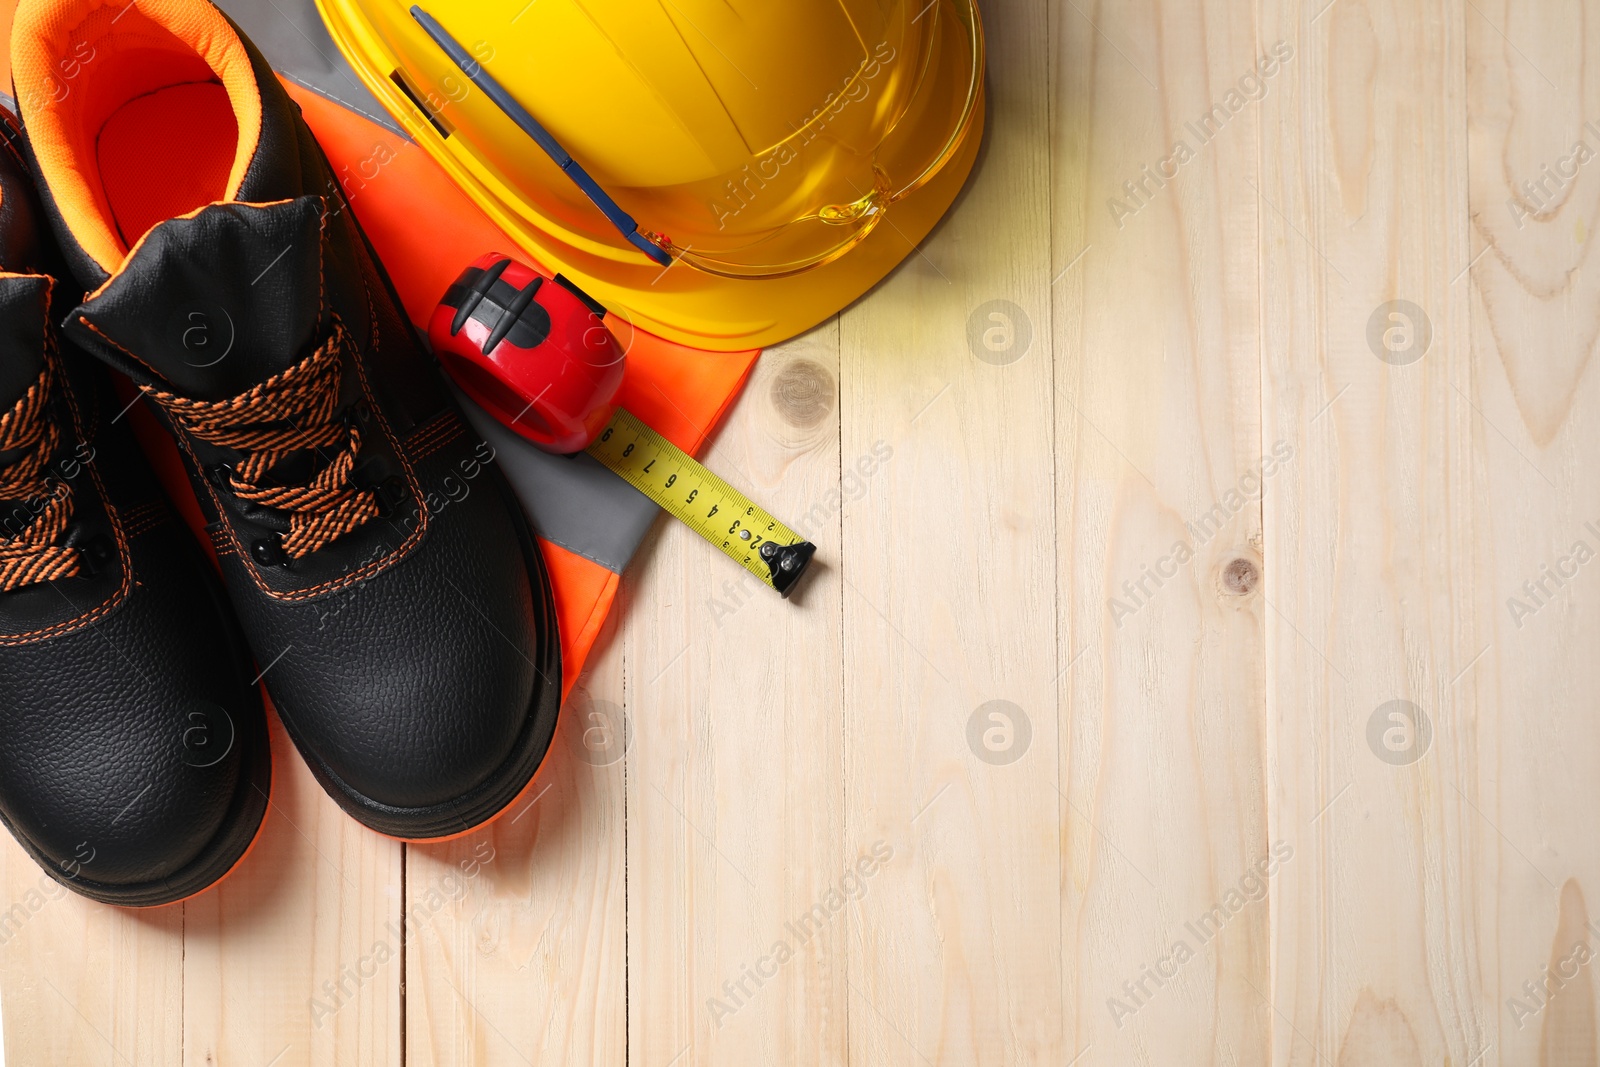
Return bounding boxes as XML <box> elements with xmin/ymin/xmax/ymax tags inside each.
<box><xmin>0</xmin><ymin>109</ymin><xmax>270</xmax><ymax>906</ymax></box>
<box><xmin>12</xmin><ymin>0</ymin><xmax>562</xmax><ymax>839</ymax></box>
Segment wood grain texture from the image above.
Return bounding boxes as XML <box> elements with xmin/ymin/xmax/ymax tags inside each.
<box><xmin>1053</xmin><ymin>1</ymin><xmax>1271</xmax><ymax>1064</ymax></box>
<box><xmin>0</xmin><ymin>838</ymin><xmax>181</xmax><ymax>1065</ymax></box>
<box><xmin>1260</xmin><ymin>0</ymin><xmax>1524</xmax><ymax>1064</ymax></box>
<box><xmin>405</xmin><ymin>609</ymin><xmax>627</xmax><ymax>1067</ymax></box>
<box><xmin>1465</xmin><ymin>3</ymin><xmax>1600</xmax><ymax>1061</ymax></box>
<box><xmin>2</xmin><ymin>2</ymin><xmax>1599</xmax><ymax>1065</ymax></box>
<box><xmin>626</xmin><ymin>324</ymin><xmax>847</xmax><ymax>1067</ymax></box>
<box><xmin>839</xmin><ymin>0</ymin><xmax>1059</xmax><ymax>1061</ymax></box>
<box><xmin>185</xmin><ymin>718</ymin><xmax>403</xmax><ymax>1066</ymax></box>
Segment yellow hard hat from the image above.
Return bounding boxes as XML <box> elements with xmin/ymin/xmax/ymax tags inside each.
<box><xmin>313</xmin><ymin>0</ymin><xmax>985</xmax><ymax>350</ymax></box>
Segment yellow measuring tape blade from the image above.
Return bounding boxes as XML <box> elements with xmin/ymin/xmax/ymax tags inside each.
<box><xmin>585</xmin><ymin>408</ymin><xmax>817</xmax><ymax>597</ymax></box>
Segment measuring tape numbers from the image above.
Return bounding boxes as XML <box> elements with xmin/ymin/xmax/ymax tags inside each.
<box><xmin>585</xmin><ymin>408</ymin><xmax>816</xmax><ymax>596</ymax></box>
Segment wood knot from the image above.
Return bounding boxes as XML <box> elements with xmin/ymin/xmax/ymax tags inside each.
<box><xmin>769</xmin><ymin>359</ymin><xmax>835</xmax><ymax>429</ymax></box>
<box><xmin>1221</xmin><ymin>557</ymin><xmax>1260</xmax><ymax>595</ymax></box>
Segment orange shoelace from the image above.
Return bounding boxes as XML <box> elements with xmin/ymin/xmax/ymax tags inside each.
<box><xmin>0</xmin><ymin>362</ymin><xmax>82</xmax><ymax>590</ymax></box>
<box><xmin>141</xmin><ymin>319</ymin><xmax>380</xmax><ymax>559</ymax></box>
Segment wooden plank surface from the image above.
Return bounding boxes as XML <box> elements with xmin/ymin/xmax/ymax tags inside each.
<box><xmin>1053</xmin><ymin>2</ymin><xmax>1271</xmax><ymax>1064</ymax></box>
<box><xmin>184</xmin><ymin>719</ymin><xmax>403</xmax><ymax>1066</ymax></box>
<box><xmin>838</xmin><ymin>0</ymin><xmax>1060</xmax><ymax>1064</ymax></box>
<box><xmin>4</xmin><ymin>2</ymin><xmax>1600</xmax><ymax>1066</ymax></box>
<box><xmin>626</xmin><ymin>324</ymin><xmax>847</xmax><ymax>1067</ymax></box>
<box><xmin>1258</xmin><ymin>2</ymin><xmax>1600</xmax><ymax>1065</ymax></box>
<box><xmin>1258</xmin><ymin>1</ymin><xmax>1481</xmax><ymax>1062</ymax></box>
<box><xmin>0</xmin><ymin>845</ymin><xmax>182</xmax><ymax>1065</ymax></box>
<box><xmin>406</xmin><ymin>617</ymin><xmax>626</xmax><ymax>1066</ymax></box>
<box><xmin>1463</xmin><ymin>3</ymin><xmax>1600</xmax><ymax>1062</ymax></box>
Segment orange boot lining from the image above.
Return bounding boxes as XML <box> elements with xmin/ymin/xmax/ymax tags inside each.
<box><xmin>9</xmin><ymin>0</ymin><xmax>261</xmax><ymax>273</ymax></box>
<box><xmin>96</xmin><ymin>81</ymin><xmax>236</xmax><ymax>250</ymax></box>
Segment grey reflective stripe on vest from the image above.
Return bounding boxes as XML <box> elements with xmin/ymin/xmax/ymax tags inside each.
<box><xmin>453</xmin><ymin>386</ymin><xmax>659</xmax><ymax>575</ymax></box>
<box><xmin>215</xmin><ymin>0</ymin><xmax>405</xmax><ymax>137</ymax></box>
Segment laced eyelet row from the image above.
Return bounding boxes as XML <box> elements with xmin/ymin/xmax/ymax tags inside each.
<box><xmin>142</xmin><ymin>317</ymin><xmax>380</xmax><ymax>559</ymax></box>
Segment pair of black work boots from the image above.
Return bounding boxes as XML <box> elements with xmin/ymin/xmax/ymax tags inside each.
<box><xmin>0</xmin><ymin>0</ymin><xmax>560</xmax><ymax>906</ymax></box>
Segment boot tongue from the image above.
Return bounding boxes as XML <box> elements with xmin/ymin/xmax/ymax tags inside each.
<box><xmin>0</xmin><ymin>274</ymin><xmax>50</xmax><ymax>410</ymax></box>
<box><xmin>66</xmin><ymin>198</ymin><xmax>327</xmax><ymax>401</ymax></box>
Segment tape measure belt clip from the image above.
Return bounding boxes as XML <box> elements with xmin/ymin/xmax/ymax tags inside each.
<box><xmin>442</xmin><ymin>264</ymin><xmax>550</xmax><ymax>352</ymax></box>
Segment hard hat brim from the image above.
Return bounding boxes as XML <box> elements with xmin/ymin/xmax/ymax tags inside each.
<box><xmin>313</xmin><ymin>0</ymin><xmax>987</xmax><ymax>350</ymax></box>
